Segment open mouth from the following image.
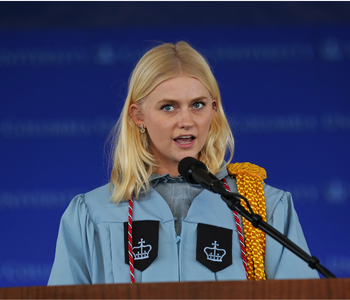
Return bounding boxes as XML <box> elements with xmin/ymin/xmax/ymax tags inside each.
<box><xmin>173</xmin><ymin>135</ymin><xmax>196</xmax><ymax>145</ymax></box>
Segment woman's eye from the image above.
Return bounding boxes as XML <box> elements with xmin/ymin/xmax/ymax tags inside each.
<box><xmin>193</xmin><ymin>102</ymin><xmax>205</xmax><ymax>109</ymax></box>
<box><xmin>161</xmin><ymin>104</ymin><xmax>174</xmax><ymax>112</ymax></box>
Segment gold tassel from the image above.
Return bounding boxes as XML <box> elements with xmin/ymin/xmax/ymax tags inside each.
<box><xmin>227</xmin><ymin>162</ymin><xmax>267</xmax><ymax>280</ymax></box>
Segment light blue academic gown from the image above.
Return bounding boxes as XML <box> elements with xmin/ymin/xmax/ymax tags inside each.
<box><xmin>48</xmin><ymin>169</ymin><xmax>319</xmax><ymax>285</ymax></box>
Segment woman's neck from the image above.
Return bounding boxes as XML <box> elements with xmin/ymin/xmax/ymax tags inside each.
<box><xmin>155</xmin><ymin>164</ymin><xmax>179</xmax><ymax>177</ymax></box>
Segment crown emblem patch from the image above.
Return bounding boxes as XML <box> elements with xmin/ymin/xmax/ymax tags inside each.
<box><xmin>204</xmin><ymin>241</ymin><xmax>226</xmax><ymax>262</ymax></box>
<box><xmin>196</xmin><ymin>223</ymin><xmax>232</xmax><ymax>272</ymax></box>
<box><xmin>124</xmin><ymin>220</ymin><xmax>159</xmax><ymax>271</ymax></box>
<box><xmin>133</xmin><ymin>238</ymin><xmax>152</xmax><ymax>260</ymax></box>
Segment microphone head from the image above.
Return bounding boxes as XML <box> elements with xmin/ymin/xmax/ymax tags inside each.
<box><xmin>178</xmin><ymin>157</ymin><xmax>208</xmax><ymax>183</ymax></box>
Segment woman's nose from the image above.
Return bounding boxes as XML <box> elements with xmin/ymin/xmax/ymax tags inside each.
<box><xmin>178</xmin><ymin>108</ymin><xmax>194</xmax><ymax>129</ymax></box>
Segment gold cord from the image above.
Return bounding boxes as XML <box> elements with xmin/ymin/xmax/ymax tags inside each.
<box><xmin>227</xmin><ymin>162</ymin><xmax>267</xmax><ymax>280</ymax></box>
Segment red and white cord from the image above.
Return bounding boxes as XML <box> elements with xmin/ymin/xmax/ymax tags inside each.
<box><xmin>128</xmin><ymin>196</ymin><xmax>135</xmax><ymax>283</ymax></box>
<box><xmin>221</xmin><ymin>178</ymin><xmax>249</xmax><ymax>279</ymax></box>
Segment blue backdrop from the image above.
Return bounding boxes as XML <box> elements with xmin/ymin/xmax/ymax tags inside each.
<box><xmin>1</xmin><ymin>25</ymin><xmax>350</xmax><ymax>287</ymax></box>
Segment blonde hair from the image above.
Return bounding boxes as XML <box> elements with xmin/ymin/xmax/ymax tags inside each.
<box><xmin>109</xmin><ymin>41</ymin><xmax>234</xmax><ymax>204</ymax></box>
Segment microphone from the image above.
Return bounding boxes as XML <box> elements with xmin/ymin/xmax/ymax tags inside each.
<box><xmin>178</xmin><ymin>157</ymin><xmax>227</xmax><ymax>194</ymax></box>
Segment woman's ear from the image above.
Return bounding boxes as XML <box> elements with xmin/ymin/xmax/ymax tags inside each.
<box><xmin>129</xmin><ymin>103</ymin><xmax>144</xmax><ymax>127</ymax></box>
<box><xmin>212</xmin><ymin>99</ymin><xmax>218</xmax><ymax>112</ymax></box>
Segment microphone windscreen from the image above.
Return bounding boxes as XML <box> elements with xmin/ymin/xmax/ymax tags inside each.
<box><xmin>178</xmin><ymin>157</ymin><xmax>207</xmax><ymax>182</ymax></box>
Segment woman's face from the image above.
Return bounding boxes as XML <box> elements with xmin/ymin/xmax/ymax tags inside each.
<box><xmin>130</xmin><ymin>75</ymin><xmax>216</xmax><ymax>176</ymax></box>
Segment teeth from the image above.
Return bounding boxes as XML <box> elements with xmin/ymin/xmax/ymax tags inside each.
<box><xmin>178</xmin><ymin>140</ymin><xmax>192</xmax><ymax>144</ymax></box>
<box><xmin>175</xmin><ymin>135</ymin><xmax>194</xmax><ymax>145</ymax></box>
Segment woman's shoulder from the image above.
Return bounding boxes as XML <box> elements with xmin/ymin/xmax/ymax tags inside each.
<box><xmin>263</xmin><ymin>183</ymin><xmax>293</xmax><ymax>219</ymax></box>
<box><xmin>225</xmin><ymin>162</ymin><xmax>294</xmax><ymax>219</ymax></box>
<box><xmin>224</xmin><ymin>174</ymin><xmax>288</xmax><ymax>207</ymax></box>
<box><xmin>64</xmin><ymin>183</ymin><xmax>129</xmax><ymax>225</ymax></box>
<box><xmin>84</xmin><ymin>183</ymin><xmax>112</xmax><ymax>203</ymax></box>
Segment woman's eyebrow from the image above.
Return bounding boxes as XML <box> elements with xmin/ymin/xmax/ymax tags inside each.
<box><xmin>157</xmin><ymin>99</ymin><xmax>178</xmax><ymax>105</ymax></box>
<box><xmin>190</xmin><ymin>96</ymin><xmax>209</xmax><ymax>103</ymax></box>
<box><xmin>157</xmin><ymin>96</ymin><xmax>209</xmax><ymax>105</ymax></box>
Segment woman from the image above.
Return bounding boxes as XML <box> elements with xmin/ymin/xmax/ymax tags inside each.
<box><xmin>48</xmin><ymin>41</ymin><xmax>319</xmax><ymax>285</ymax></box>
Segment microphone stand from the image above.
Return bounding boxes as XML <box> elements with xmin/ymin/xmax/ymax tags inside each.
<box><xmin>220</xmin><ymin>191</ymin><xmax>336</xmax><ymax>279</ymax></box>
